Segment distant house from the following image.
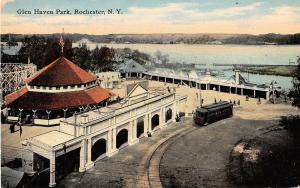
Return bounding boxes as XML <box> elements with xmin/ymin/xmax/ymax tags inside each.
<box><xmin>207</xmin><ymin>40</ymin><xmax>223</xmax><ymax>45</ymax></box>
<box><xmin>1</xmin><ymin>42</ymin><xmax>22</xmax><ymax>56</ymax></box>
<box><xmin>75</xmin><ymin>38</ymin><xmax>93</xmax><ymax>44</ymax></box>
<box><xmin>117</xmin><ymin>59</ymin><xmax>147</xmax><ymax>78</ymax></box>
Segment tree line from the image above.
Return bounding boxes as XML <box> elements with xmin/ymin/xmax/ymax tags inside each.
<box><xmin>1</xmin><ymin>35</ymin><xmax>151</xmax><ymax>71</ymax></box>
<box><xmin>2</xmin><ymin>33</ymin><xmax>300</xmax><ymax>45</ymax></box>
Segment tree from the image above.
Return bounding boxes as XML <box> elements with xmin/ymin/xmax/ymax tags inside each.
<box><xmin>289</xmin><ymin>56</ymin><xmax>300</xmax><ymax>108</ymax></box>
<box><xmin>43</xmin><ymin>37</ymin><xmax>73</xmax><ymax>66</ymax></box>
<box><xmin>131</xmin><ymin>49</ymin><xmax>151</xmax><ymax>65</ymax></box>
<box><xmin>123</xmin><ymin>48</ymin><xmax>132</xmax><ymax>58</ymax></box>
<box><xmin>96</xmin><ymin>47</ymin><xmax>115</xmax><ymax>71</ymax></box>
<box><xmin>161</xmin><ymin>54</ymin><xmax>169</xmax><ymax>64</ymax></box>
<box><xmin>18</xmin><ymin>35</ymin><xmax>73</xmax><ymax>68</ymax></box>
<box><xmin>155</xmin><ymin>50</ymin><xmax>162</xmax><ymax>60</ymax></box>
<box><xmin>18</xmin><ymin>35</ymin><xmax>46</xmax><ymax>69</ymax></box>
<box><xmin>98</xmin><ymin>46</ymin><xmax>115</xmax><ymax>63</ymax></box>
<box><xmin>73</xmin><ymin>43</ymin><xmax>91</xmax><ymax>70</ymax></box>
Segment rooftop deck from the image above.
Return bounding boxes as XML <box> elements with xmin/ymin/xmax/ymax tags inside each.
<box><xmin>62</xmin><ymin>90</ymin><xmax>185</xmax><ymax>126</ymax></box>
<box><xmin>31</xmin><ymin>130</ymin><xmax>75</xmax><ymax>147</ymax></box>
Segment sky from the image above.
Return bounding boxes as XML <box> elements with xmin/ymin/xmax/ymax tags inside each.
<box><xmin>1</xmin><ymin>0</ymin><xmax>300</xmax><ymax>35</ymax></box>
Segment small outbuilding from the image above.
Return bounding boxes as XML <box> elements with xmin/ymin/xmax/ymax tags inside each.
<box><xmin>118</xmin><ymin>59</ymin><xmax>147</xmax><ymax>78</ymax></box>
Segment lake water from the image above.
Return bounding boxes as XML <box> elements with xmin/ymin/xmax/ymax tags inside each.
<box><xmin>74</xmin><ymin>43</ymin><xmax>300</xmax><ymax>90</ymax></box>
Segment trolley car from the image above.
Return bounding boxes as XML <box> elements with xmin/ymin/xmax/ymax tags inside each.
<box><xmin>194</xmin><ymin>101</ymin><xmax>233</xmax><ymax>126</ymax></box>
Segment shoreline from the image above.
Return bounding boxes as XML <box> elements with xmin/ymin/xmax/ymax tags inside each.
<box><xmin>239</xmin><ymin>69</ymin><xmax>295</xmax><ymax>77</ymax></box>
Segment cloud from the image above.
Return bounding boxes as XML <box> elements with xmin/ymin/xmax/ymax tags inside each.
<box><xmin>128</xmin><ymin>2</ymin><xmax>264</xmax><ymax>21</ymax></box>
<box><xmin>128</xmin><ymin>3</ymin><xmax>193</xmax><ymax>15</ymax></box>
<box><xmin>239</xmin><ymin>6</ymin><xmax>300</xmax><ymax>34</ymax></box>
<box><xmin>196</xmin><ymin>2</ymin><xmax>264</xmax><ymax>18</ymax></box>
<box><xmin>1</xmin><ymin>2</ymin><xmax>300</xmax><ymax>34</ymax></box>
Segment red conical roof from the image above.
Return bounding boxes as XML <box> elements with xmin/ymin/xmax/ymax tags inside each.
<box><xmin>25</xmin><ymin>57</ymin><xmax>96</xmax><ymax>86</ymax></box>
<box><xmin>5</xmin><ymin>86</ymin><xmax>115</xmax><ymax>110</ymax></box>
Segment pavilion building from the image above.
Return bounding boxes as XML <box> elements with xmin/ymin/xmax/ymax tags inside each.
<box><xmin>142</xmin><ymin>69</ymin><xmax>271</xmax><ymax>100</ymax></box>
<box><xmin>21</xmin><ymin>81</ymin><xmax>187</xmax><ymax>187</ymax></box>
<box><xmin>5</xmin><ymin>56</ymin><xmax>115</xmax><ymax>126</ymax></box>
<box><xmin>118</xmin><ymin>59</ymin><xmax>147</xmax><ymax>78</ymax></box>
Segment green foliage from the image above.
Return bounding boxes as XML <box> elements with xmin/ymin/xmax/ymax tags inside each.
<box><xmin>131</xmin><ymin>49</ymin><xmax>150</xmax><ymax>65</ymax></box>
<box><xmin>289</xmin><ymin>56</ymin><xmax>300</xmax><ymax>108</ymax></box>
<box><xmin>1</xmin><ymin>51</ymin><xmax>23</xmax><ymax>63</ymax></box>
<box><xmin>17</xmin><ymin>35</ymin><xmax>73</xmax><ymax>68</ymax></box>
<box><xmin>279</xmin><ymin>115</ymin><xmax>300</xmax><ymax>138</ymax></box>
<box><xmin>1</xmin><ymin>33</ymin><xmax>300</xmax><ymax>44</ymax></box>
<box><xmin>73</xmin><ymin>44</ymin><xmax>115</xmax><ymax>71</ymax></box>
<box><xmin>1</xmin><ymin>35</ymin><xmax>151</xmax><ymax>71</ymax></box>
<box><xmin>18</xmin><ymin>35</ymin><xmax>47</xmax><ymax>68</ymax></box>
<box><xmin>73</xmin><ymin>43</ymin><xmax>91</xmax><ymax>70</ymax></box>
<box><xmin>43</xmin><ymin>37</ymin><xmax>73</xmax><ymax>66</ymax></box>
<box><xmin>95</xmin><ymin>46</ymin><xmax>115</xmax><ymax>70</ymax></box>
<box><xmin>114</xmin><ymin>48</ymin><xmax>150</xmax><ymax>66</ymax></box>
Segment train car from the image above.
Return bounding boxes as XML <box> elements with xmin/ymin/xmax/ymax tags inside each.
<box><xmin>194</xmin><ymin>101</ymin><xmax>233</xmax><ymax>126</ymax></box>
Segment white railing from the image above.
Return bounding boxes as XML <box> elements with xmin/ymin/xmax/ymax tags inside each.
<box><xmin>34</xmin><ymin>118</ymin><xmax>62</xmax><ymax>126</ymax></box>
<box><xmin>7</xmin><ymin>116</ymin><xmax>18</xmax><ymax>121</ymax></box>
<box><xmin>86</xmin><ymin>111</ymin><xmax>115</xmax><ymax>123</ymax></box>
<box><xmin>81</xmin><ymin>93</ymin><xmax>174</xmax><ymax>125</ymax></box>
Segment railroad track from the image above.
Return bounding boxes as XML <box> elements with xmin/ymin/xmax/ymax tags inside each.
<box><xmin>137</xmin><ymin>123</ymin><xmax>198</xmax><ymax>188</ymax></box>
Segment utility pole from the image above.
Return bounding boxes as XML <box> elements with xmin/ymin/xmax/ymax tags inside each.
<box><xmin>271</xmin><ymin>81</ymin><xmax>277</xmax><ymax>104</ymax></box>
<box><xmin>199</xmin><ymin>83</ymin><xmax>202</xmax><ymax>107</ymax></box>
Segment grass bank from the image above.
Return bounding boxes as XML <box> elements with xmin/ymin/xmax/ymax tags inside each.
<box><xmin>228</xmin><ymin>116</ymin><xmax>300</xmax><ymax>186</ymax></box>
<box><xmin>239</xmin><ymin>66</ymin><xmax>296</xmax><ymax>77</ymax></box>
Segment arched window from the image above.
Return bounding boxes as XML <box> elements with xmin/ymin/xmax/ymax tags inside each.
<box><xmin>165</xmin><ymin>108</ymin><xmax>172</xmax><ymax>122</ymax></box>
<box><xmin>151</xmin><ymin>114</ymin><xmax>159</xmax><ymax>130</ymax></box>
<box><xmin>116</xmin><ymin>129</ymin><xmax>128</xmax><ymax>149</ymax></box>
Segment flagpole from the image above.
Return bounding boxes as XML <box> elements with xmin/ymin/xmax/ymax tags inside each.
<box><xmin>59</xmin><ymin>28</ymin><xmax>65</xmax><ymax>56</ymax></box>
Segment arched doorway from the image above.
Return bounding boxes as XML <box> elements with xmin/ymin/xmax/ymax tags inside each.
<box><xmin>151</xmin><ymin>114</ymin><xmax>159</xmax><ymax>130</ymax></box>
<box><xmin>116</xmin><ymin>129</ymin><xmax>128</xmax><ymax>149</ymax></box>
<box><xmin>56</xmin><ymin>148</ymin><xmax>80</xmax><ymax>180</ymax></box>
<box><xmin>165</xmin><ymin>108</ymin><xmax>172</xmax><ymax>122</ymax></box>
<box><xmin>91</xmin><ymin>138</ymin><xmax>106</xmax><ymax>161</ymax></box>
<box><xmin>137</xmin><ymin>118</ymin><xmax>144</xmax><ymax>138</ymax></box>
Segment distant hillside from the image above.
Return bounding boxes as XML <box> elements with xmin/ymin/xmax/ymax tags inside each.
<box><xmin>1</xmin><ymin>33</ymin><xmax>300</xmax><ymax>45</ymax></box>
<box><xmin>222</xmin><ymin>33</ymin><xmax>300</xmax><ymax>45</ymax></box>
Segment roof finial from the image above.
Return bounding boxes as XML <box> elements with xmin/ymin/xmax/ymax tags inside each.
<box><xmin>59</xmin><ymin>28</ymin><xmax>65</xmax><ymax>55</ymax></box>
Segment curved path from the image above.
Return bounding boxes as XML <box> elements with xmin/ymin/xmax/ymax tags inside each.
<box><xmin>137</xmin><ymin>124</ymin><xmax>197</xmax><ymax>188</ymax></box>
